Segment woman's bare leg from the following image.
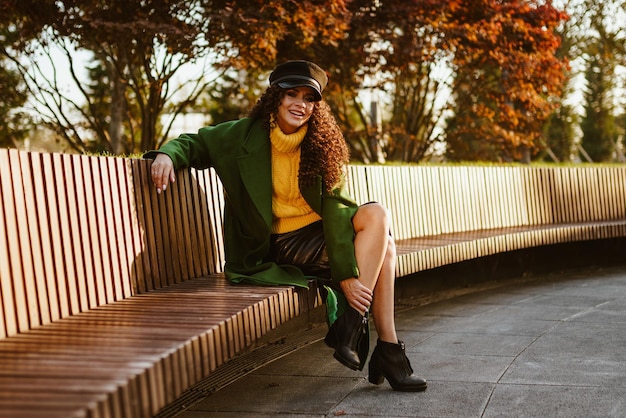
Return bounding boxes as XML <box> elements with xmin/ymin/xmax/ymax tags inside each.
<box><xmin>352</xmin><ymin>203</ymin><xmax>398</xmax><ymax>344</ymax></box>
<box><xmin>349</xmin><ymin>204</ymin><xmax>427</xmax><ymax>391</ymax></box>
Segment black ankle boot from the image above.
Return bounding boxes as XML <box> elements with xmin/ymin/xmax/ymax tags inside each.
<box><xmin>368</xmin><ymin>339</ymin><xmax>427</xmax><ymax>391</ymax></box>
<box><xmin>324</xmin><ymin>307</ymin><xmax>369</xmax><ymax>371</ymax></box>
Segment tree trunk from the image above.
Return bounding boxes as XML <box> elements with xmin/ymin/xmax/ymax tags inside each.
<box><xmin>108</xmin><ymin>60</ymin><xmax>126</xmax><ymax>155</ymax></box>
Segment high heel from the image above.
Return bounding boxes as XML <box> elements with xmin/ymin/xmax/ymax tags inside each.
<box><xmin>368</xmin><ymin>339</ymin><xmax>427</xmax><ymax>391</ymax></box>
<box><xmin>324</xmin><ymin>307</ymin><xmax>369</xmax><ymax>371</ymax></box>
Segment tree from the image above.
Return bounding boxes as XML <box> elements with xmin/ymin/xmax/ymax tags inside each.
<box><xmin>540</xmin><ymin>0</ymin><xmax>589</xmax><ymax>162</ymax></box>
<box><xmin>444</xmin><ymin>0</ymin><xmax>568</xmax><ymax>162</ymax></box>
<box><xmin>365</xmin><ymin>1</ymin><xmax>452</xmax><ymax>163</ymax></box>
<box><xmin>579</xmin><ymin>0</ymin><xmax>623</xmax><ymax>162</ymax></box>
<box><xmin>542</xmin><ymin>103</ymin><xmax>577</xmax><ymax>161</ymax></box>
<box><xmin>203</xmin><ymin>69</ymin><xmax>267</xmax><ymax>125</ymax></box>
<box><xmin>580</xmin><ymin>50</ymin><xmax>618</xmax><ymax>161</ymax></box>
<box><xmin>0</xmin><ymin>64</ymin><xmax>30</xmax><ymax>148</ymax></box>
<box><xmin>0</xmin><ymin>27</ymin><xmax>31</xmax><ymax>148</ymax></box>
<box><xmin>2</xmin><ymin>0</ymin><xmax>218</xmax><ymax>153</ymax></box>
<box><xmin>278</xmin><ymin>0</ymin><xmax>568</xmax><ymax>163</ymax></box>
<box><xmin>1</xmin><ymin>0</ymin><xmax>351</xmax><ymax>154</ymax></box>
<box><xmin>302</xmin><ymin>0</ymin><xmax>454</xmax><ymax>163</ymax></box>
<box><xmin>1</xmin><ymin>0</ymin><xmax>572</xmax><ymax>161</ymax></box>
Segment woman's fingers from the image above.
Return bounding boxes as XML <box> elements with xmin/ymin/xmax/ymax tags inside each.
<box><xmin>340</xmin><ymin>278</ymin><xmax>373</xmax><ymax>315</ymax></box>
<box><xmin>150</xmin><ymin>154</ymin><xmax>175</xmax><ymax>193</ymax></box>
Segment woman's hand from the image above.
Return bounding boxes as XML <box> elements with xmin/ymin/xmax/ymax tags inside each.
<box><xmin>150</xmin><ymin>153</ymin><xmax>176</xmax><ymax>194</ymax></box>
<box><xmin>339</xmin><ymin>278</ymin><xmax>373</xmax><ymax>315</ymax></box>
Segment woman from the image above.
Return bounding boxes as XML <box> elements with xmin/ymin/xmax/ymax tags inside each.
<box><xmin>145</xmin><ymin>60</ymin><xmax>427</xmax><ymax>392</ymax></box>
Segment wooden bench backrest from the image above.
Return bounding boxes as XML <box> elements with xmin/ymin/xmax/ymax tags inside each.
<box><xmin>3</xmin><ymin>149</ymin><xmax>626</xmax><ymax>339</ymax></box>
<box><xmin>348</xmin><ymin>165</ymin><xmax>626</xmax><ymax>240</ymax></box>
<box><xmin>0</xmin><ymin>149</ymin><xmax>225</xmax><ymax>339</ymax></box>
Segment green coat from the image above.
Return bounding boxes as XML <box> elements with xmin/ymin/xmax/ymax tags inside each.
<box><xmin>144</xmin><ymin>118</ymin><xmax>360</xmax><ymax>289</ymax></box>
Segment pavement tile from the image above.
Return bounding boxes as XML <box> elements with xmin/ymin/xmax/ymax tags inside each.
<box><xmin>412</xmin><ymin>332</ymin><xmax>536</xmax><ymax>357</ymax></box>
<box><xmin>250</xmin><ymin>341</ymin><xmax>367</xmax><ymax>378</ymax></box>
<box><xmin>568</xmin><ymin>305</ymin><xmax>626</xmax><ymax>323</ymax></box>
<box><xmin>426</xmin><ymin>289</ymin><xmax>538</xmax><ymax>307</ymax></box>
<box><xmin>415</xmin><ymin>352</ymin><xmax>514</xmax><ymax>383</ymax></box>
<box><xmin>398</xmin><ymin>300</ymin><xmax>505</xmax><ymax>319</ymax></box>
<box><xmin>501</xmin><ymin>354</ymin><xmax>626</xmax><ymax>388</ymax></box>
<box><xmin>515</xmin><ymin>293</ymin><xmax>621</xmax><ymax>309</ymax></box>
<box><xmin>409</xmin><ymin>313</ymin><xmax>559</xmax><ymax>336</ymax></box>
<box><xmin>520</xmin><ymin>320</ymin><xmax>626</xmax><ymax>361</ymax></box>
<box><xmin>481</xmin><ymin>303</ymin><xmax>590</xmax><ymax>321</ymax></box>
<box><xmin>484</xmin><ymin>384</ymin><xmax>626</xmax><ymax>418</ymax></box>
<box><xmin>188</xmin><ymin>374</ymin><xmax>361</xmax><ymax>415</ymax></box>
<box><xmin>330</xmin><ymin>380</ymin><xmax>494</xmax><ymax>418</ymax></box>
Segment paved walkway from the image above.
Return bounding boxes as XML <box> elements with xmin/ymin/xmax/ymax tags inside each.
<box><xmin>172</xmin><ymin>265</ymin><xmax>626</xmax><ymax>417</ymax></box>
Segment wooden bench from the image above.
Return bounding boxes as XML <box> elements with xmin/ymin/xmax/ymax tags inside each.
<box><xmin>347</xmin><ymin>165</ymin><xmax>626</xmax><ymax>277</ymax></box>
<box><xmin>1</xmin><ymin>149</ymin><xmax>626</xmax><ymax>417</ymax></box>
<box><xmin>0</xmin><ymin>149</ymin><xmax>322</xmax><ymax>418</ymax></box>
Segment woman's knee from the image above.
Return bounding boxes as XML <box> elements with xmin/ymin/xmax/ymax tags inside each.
<box><xmin>353</xmin><ymin>202</ymin><xmax>391</xmax><ymax>231</ymax></box>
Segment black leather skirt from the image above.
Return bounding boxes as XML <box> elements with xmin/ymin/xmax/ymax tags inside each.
<box><xmin>267</xmin><ymin>220</ymin><xmax>331</xmax><ymax>280</ymax></box>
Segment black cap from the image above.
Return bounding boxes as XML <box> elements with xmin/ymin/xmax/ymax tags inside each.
<box><xmin>269</xmin><ymin>60</ymin><xmax>328</xmax><ymax>101</ymax></box>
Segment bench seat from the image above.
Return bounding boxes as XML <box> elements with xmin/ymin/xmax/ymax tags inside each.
<box><xmin>395</xmin><ymin>220</ymin><xmax>626</xmax><ymax>276</ymax></box>
<box><xmin>0</xmin><ymin>275</ymin><xmax>320</xmax><ymax>418</ymax></box>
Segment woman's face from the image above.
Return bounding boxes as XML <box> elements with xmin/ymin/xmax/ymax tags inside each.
<box><xmin>275</xmin><ymin>86</ymin><xmax>316</xmax><ymax>134</ymax></box>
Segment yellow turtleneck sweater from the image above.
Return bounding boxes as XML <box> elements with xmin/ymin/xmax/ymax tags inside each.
<box><xmin>270</xmin><ymin>123</ymin><xmax>321</xmax><ymax>234</ymax></box>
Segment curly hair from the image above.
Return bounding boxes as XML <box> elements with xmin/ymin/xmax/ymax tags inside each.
<box><xmin>248</xmin><ymin>85</ymin><xmax>349</xmax><ymax>192</ymax></box>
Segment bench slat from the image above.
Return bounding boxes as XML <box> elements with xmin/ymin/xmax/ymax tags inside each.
<box><xmin>130</xmin><ymin>159</ymin><xmax>156</xmax><ymax>293</ymax></box>
<box><xmin>16</xmin><ymin>151</ymin><xmax>48</xmax><ymax>330</ymax></box>
<box><xmin>0</xmin><ymin>150</ymin><xmax>19</xmax><ymax>337</ymax></box>
<box><xmin>105</xmin><ymin>157</ymin><xmax>132</xmax><ymax>299</ymax></box>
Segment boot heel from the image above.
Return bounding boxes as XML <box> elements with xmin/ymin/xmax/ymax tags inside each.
<box><xmin>368</xmin><ymin>361</ymin><xmax>384</xmax><ymax>385</ymax></box>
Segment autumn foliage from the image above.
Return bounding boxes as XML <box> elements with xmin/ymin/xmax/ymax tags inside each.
<box><xmin>443</xmin><ymin>0</ymin><xmax>569</xmax><ymax>161</ymax></box>
<box><xmin>1</xmin><ymin>0</ymin><xmax>569</xmax><ymax>161</ymax></box>
<box><xmin>275</xmin><ymin>0</ymin><xmax>569</xmax><ymax>162</ymax></box>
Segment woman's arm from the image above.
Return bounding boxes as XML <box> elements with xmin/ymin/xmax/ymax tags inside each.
<box><xmin>143</xmin><ymin>118</ymin><xmax>258</xmax><ymax>193</ymax></box>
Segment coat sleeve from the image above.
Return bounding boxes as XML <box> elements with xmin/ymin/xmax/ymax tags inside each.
<box><xmin>142</xmin><ymin>119</ymin><xmax>255</xmax><ymax>170</ymax></box>
<box><xmin>322</xmin><ymin>182</ymin><xmax>360</xmax><ymax>283</ymax></box>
